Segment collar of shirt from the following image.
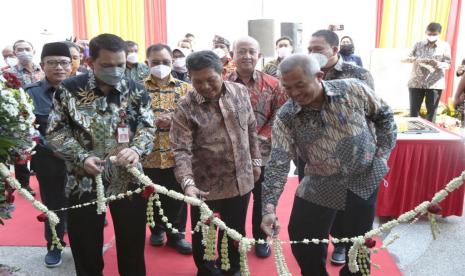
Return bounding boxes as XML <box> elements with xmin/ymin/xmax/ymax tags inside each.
<box><xmin>15</xmin><ymin>63</ymin><xmax>41</xmax><ymax>73</ymax></box>
<box><xmin>421</xmin><ymin>40</ymin><xmax>438</xmax><ymax>48</ymax></box>
<box><xmin>229</xmin><ymin>70</ymin><xmax>259</xmax><ymax>83</ymax></box>
<box><xmin>192</xmin><ymin>83</ymin><xmax>228</xmax><ymax>104</ymax></box>
<box><xmin>145</xmin><ymin>74</ymin><xmax>177</xmax><ymax>90</ymax></box>
<box><xmin>42</xmin><ymin>78</ymin><xmax>56</xmax><ymax>93</ymax></box>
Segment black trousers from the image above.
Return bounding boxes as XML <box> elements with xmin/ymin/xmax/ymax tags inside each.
<box><xmin>297</xmin><ymin>158</ymin><xmax>345</xmax><ymax>240</ymax></box>
<box><xmin>252</xmin><ymin>166</ymin><xmax>266</xmax><ymax>240</ymax></box>
<box><xmin>144</xmin><ymin>167</ymin><xmax>187</xmax><ymax>240</ymax></box>
<box><xmin>288</xmin><ymin>191</ymin><xmax>377</xmax><ymax>276</ymax></box>
<box><xmin>67</xmin><ymin>188</ymin><xmax>147</xmax><ymax>276</ymax></box>
<box><xmin>191</xmin><ymin>193</ymin><xmax>250</xmax><ymax>275</ymax></box>
<box><xmin>409</xmin><ymin>88</ymin><xmax>443</xmax><ymax>122</ymax></box>
<box><xmin>14</xmin><ymin>163</ymin><xmax>30</xmax><ymax>188</ymax></box>
<box><xmin>35</xmin><ymin>171</ymin><xmax>67</xmax><ymax>249</ymax></box>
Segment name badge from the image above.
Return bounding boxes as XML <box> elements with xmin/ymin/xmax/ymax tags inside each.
<box><xmin>117</xmin><ymin>126</ymin><xmax>130</xmax><ymax>143</ymax></box>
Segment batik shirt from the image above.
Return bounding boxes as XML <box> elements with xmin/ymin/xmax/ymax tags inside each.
<box><xmin>226</xmin><ymin>70</ymin><xmax>287</xmax><ymax>164</ymax></box>
<box><xmin>404</xmin><ymin>40</ymin><xmax>451</xmax><ymax>90</ymax></box>
<box><xmin>143</xmin><ymin>75</ymin><xmax>190</xmax><ymax>169</ymax></box>
<box><xmin>263</xmin><ymin>59</ymin><xmax>281</xmax><ymax>78</ymax></box>
<box><xmin>324</xmin><ymin>57</ymin><xmax>374</xmax><ymax>89</ymax></box>
<box><xmin>262</xmin><ymin>79</ymin><xmax>396</xmax><ymax>213</ymax></box>
<box><xmin>170</xmin><ymin>81</ymin><xmax>261</xmax><ymax>201</ymax></box>
<box><xmin>124</xmin><ymin>63</ymin><xmax>150</xmax><ymax>85</ymax></box>
<box><xmin>46</xmin><ymin>72</ymin><xmax>155</xmax><ymax>197</ymax></box>
<box><xmin>7</xmin><ymin>63</ymin><xmax>43</xmax><ymax>87</ymax></box>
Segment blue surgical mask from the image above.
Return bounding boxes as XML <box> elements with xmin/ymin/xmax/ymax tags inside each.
<box><xmin>94</xmin><ymin>67</ymin><xmax>125</xmax><ymax>86</ymax></box>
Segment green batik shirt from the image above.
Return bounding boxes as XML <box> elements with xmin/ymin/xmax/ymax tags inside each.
<box><xmin>124</xmin><ymin>63</ymin><xmax>150</xmax><ymax>85</ymax></box>
<box><xmin>46</xmin><ymin>72</ymin><xmax>156</xmax><ymax>198</ymax></box>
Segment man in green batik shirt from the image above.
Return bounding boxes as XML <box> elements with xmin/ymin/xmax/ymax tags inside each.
<box><xmin>47</xmin><ymin>34</ymin><xmax>155</xmax><ymax>276</ymax></box>
<box><xmin>124</xmin><ymin>40</ymin><xmax>149</xmax><ymax>84</ymax></box>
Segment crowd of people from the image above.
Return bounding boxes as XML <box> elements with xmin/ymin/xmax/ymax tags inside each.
<box><xmin>0</xmin><ymin>21</ymin><xmax>461</xmax><ymax>276</ymax></box>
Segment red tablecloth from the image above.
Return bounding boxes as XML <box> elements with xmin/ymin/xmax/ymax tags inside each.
<box><xmin>376</xmin><ymin>119</ymin><xmax>465</xmax><ymax>217</ymax></box>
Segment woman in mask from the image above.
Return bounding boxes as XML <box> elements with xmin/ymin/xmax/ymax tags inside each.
<box><xmin>171</xmin><ymin>47</ymin><xmax>190</xmax><ymax>82</ymax></box>
<box><xmin>339</xmin><ymin>36</ymin><xmax>363</xmax><ymax>67</ymax></box>
<box><xmin>263</xmin><ymin>36</ymin><xmax>294</xmax><ymax>77</ymax></box>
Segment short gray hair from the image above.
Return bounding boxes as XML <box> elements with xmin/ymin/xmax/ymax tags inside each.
<box><xmin>278</xmin><ymin>54</ymin><xmax>320</xmax><ymax>78</ymax></box>
<box><xmin>233</xmin><ymin>36</ymin><xmax>260</xmax><ymax>52</ymax></box>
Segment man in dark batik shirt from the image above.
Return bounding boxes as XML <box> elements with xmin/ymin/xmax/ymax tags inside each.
<box><xmin>47</xmin><ymin>34</ymin><xmax>155</xmax><ymax>276</ymax></box>
<box><xmin>306</xmin><ymin>29</ymin><xmax>376</xmax><ymax>264</ymax></box>
<box><xmin>261</xmin><ymin>54</ymin><xmax>396</xmax><ymax>276</ymax></box>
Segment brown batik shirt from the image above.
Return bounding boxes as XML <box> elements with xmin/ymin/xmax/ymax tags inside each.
<box><xmin>170</xmin><ymin>81</ymin><xmax>261</xmax><ymax>201</ymax></box>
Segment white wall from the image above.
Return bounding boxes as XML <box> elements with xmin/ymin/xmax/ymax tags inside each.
<box><xmin>0</xmin><ymin>0</ymin><xmax>73</xmax><ymax>66</ymax></box>
<box><xmin>166</xmin><ymin>0</ymin><xmax>377</xmax><ymax>67</ymax></box>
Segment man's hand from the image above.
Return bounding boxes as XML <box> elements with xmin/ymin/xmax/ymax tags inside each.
<box><xmin>184</xmin><ymin>185</ymin><xmax>209</xmax><ymax>199</ymax></box>
<box><xmin>83</xmin><ymin>156</ymin><xmax>105</xmax><ymax>175</ymax></box>
<box><xmin>261</xmin><ymin>213</ymin><xmax>280</xmax><ymax>237</ymax></box>
<box><xmin>115</xmin><ymin>148</ymin><xmax>139</xmax><ymax>167</ymax></box>
<box><xmin>253</xmin><ymin>166</ymin><xmax>261</xmax><ymax>183</ymax></box>
<box><xmin>155</xmin><ymin>113</ymin><xmax>172</xmax><ymax>129</ymax></box>
<box><xmin>155</xmin><ymin>116</ymin><xmax>171</xmax><ymax>129</ymax></box>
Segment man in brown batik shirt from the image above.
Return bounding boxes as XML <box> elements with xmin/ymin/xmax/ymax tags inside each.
<box><xmin>170</xmin><ymin>50</ymin><xmax>261</xmax><ymax>276</ymax></box>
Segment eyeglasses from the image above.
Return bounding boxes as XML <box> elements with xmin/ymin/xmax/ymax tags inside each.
<box><xmin>45</xmin><ymin>60</ymin><xmax>71</xmax><ymax>68</ymax></box>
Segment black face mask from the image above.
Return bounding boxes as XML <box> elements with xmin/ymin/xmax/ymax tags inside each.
<box><xmin>340</xmin><ymin>44</ymin><xmax>354</xmax><ymax>55</ymax></box>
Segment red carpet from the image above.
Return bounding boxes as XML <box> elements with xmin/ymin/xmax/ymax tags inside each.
<box><xmin>1</xmin><ymin>176</ymin><xmax>401</xmax><ymax>275</ymax></box>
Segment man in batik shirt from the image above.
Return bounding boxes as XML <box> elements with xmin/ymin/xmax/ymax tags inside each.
<box><xmin>47</xmin><ymin>34</ymin><xmax>155</xmax><ymax>276</ymax></box>
<box><xmin>171</xmin><ymin>50</ymin><xmax>261</xmax><ymax>276</ymax></box>
<box><xmin>8</xmin><ymin>40</ymin><xmax>44</xmax><ymax>86</ymax></box>
<box><xmin>402</xmin><ymin>22</ymin><xmax>451</xmax><ymax>122</ymax></box>
<box><xmin>143</xmin><ymin>43</ymin><xmax>192</xmax><ymax>254</ymax></box>
<box><xmin>212</xmin><ymin>34</ymin><xmax>235</xmax><ymax>76</ymax></box>
<box><xmin>5</xmin><ymin>40</ymin><xmax>44</xmax><ymax>197</ymax></box>
<box><xmin>226</xmin><ymin>36</ymin><xmax>287</xmax><ymax>258</ymax></box>
<box><xmin>124</xmin><ymin>40</ymin><xmax>149</xmax><ymax>84</ymax></box>
<box><xmin>307</xmin><ymin>29</ymin><xmax>376</xmax><ymax>264</ymax></box>
<box><xmin>261</xmin><ymin>54</ymin><xmax>396</xmax><ymax>276</ymax></box>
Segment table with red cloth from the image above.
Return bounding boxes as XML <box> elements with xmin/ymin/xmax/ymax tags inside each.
<box><xmin>376</xmin><ymin>118</ymin><xmax>465</xmax><ymax>217</ymax></box>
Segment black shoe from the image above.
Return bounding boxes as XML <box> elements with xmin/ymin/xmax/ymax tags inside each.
<box><xmin>167</xmin><ymin>238</ymin><xmax>192</xmax><ymax>255</ymax></box>
<box><xmin>24</xmin><ymin>185</ymin><xmax>35</xmax><ymax>196</ymax></box>
<box><xmin>330</xmin><ymin>245</ymin><xmax>346</xmax><ymax>265</ymax></box>
<box><xmin>255</xmin><ymin>243</ymin><xmax>271</xmax><ymax>258</ymax></box>
<box><xmin>44</xmin><ymin>248</ymin><xmax>62</xmax><ymax>268</ymax></box>
<box><xmin>150</xmin><ymin>230</ymin><xmax>165</xmax><ymax>246</ymax></box>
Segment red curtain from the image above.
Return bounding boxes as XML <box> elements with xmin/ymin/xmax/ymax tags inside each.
<box><xmin>144</xmin><ymin>0</ymin><xmax>167</xmax><ymax>48</ymax></box>
<box><xmin>443</xmin><ymin>0</ymin><xmax>462</xmax><ymax>102</ymax></box>
<box><xmin>71</xmin><ymin>0</ymin><xmax>88</xmax><ymax>40</ymax></box>
<box><xmin>375</xmin><ymin>0</ymin><xmax>384</xmax><ymax>48</ymax></box>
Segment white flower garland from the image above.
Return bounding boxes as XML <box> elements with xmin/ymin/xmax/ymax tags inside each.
<box><xmin>273</xmin><ymin>238</ymin><xmax>291</xmax><ymax>276</ymax></box>
<box><xmin>0</xmin><ymin>163</ymin><xmax>62</xmax><ymax>250</ymax></box>
<box><xmin>5</xmin><ymin>156</ymin><xmax>465</xmax><ymax>275</ymax></box>
<box><xmin>95</xmin><ymin>174</ymin><xmax>106</xmax><ymax>214</ymax></box>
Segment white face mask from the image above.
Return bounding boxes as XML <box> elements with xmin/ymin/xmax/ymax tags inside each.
<box><xmin>427</xmin><ymin>35</ymin><xmax>439</xmax><ymax>42</ymax></box>
<box><xmin>16</xmin><ymin>51</ymin><xmax>33</xmax><ymax>63</ymax></box>
<box><xmin>212</xmin><ymin>48</ymin><xmax>226</xmax><ymax>59</ymax></box>
<box><xmin>173</xmin><ymin>57</ymin><xmax>187</xmax><ymax>73</ymax></box>
<box><xmin>308</xmin><ymin>53</ymin><xmax>328</xmax><ymax>68</ymax></box>
<box><xmin>277</xmin><ymin>47</ymin><xmax>292</xmax><ymax>59</ymax></box>
<box><xmin>126</xmin><ymin>52</ymin><xmax>139</xmax><ymax>64</ymax></box>
<box><xmin>5</xmin><ymin>57</ymin><xmax>18</xmax><ymax>67</ymax></box>
<box><xmin>150</xmin><ymin>64</ymin><xmax>171</xmax><ymax>79</ymax></box>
